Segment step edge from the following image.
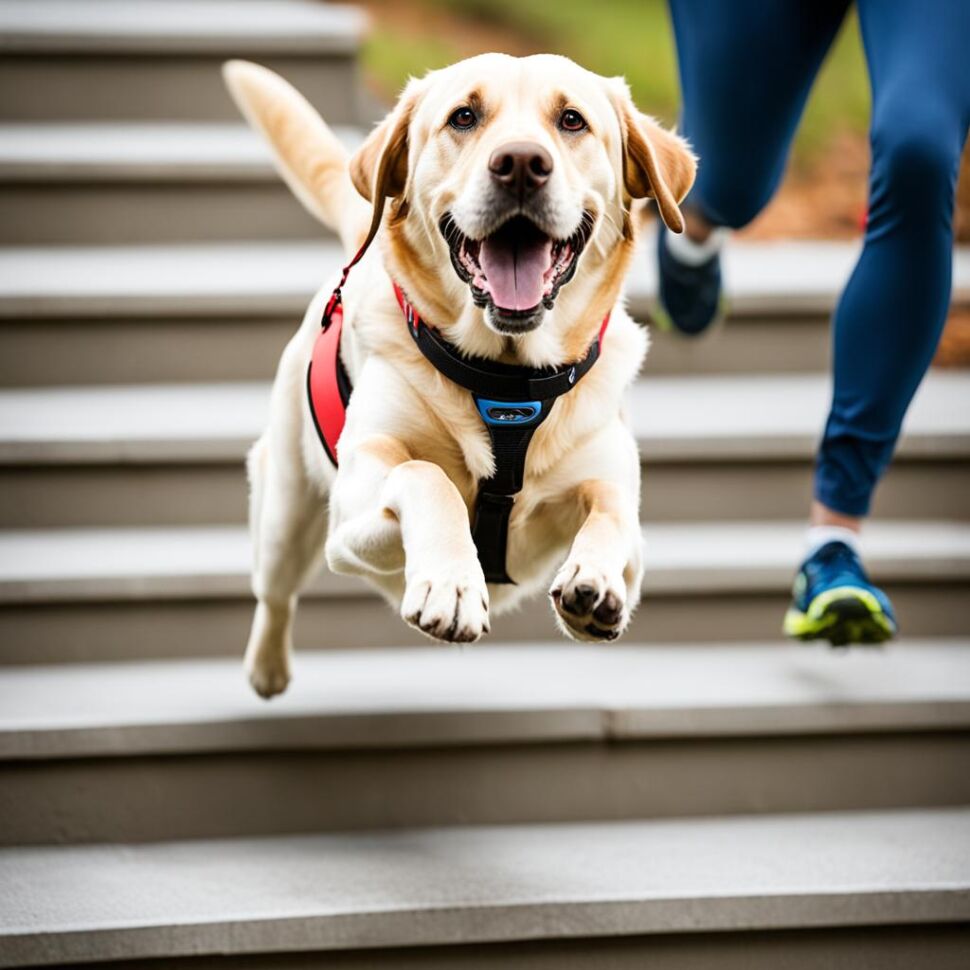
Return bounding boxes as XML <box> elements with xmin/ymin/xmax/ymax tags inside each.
<box><xmin>1</xmin><ymin>243</ymin><xmax>964</xmax><ymax>320</ymax></box>
<box><xmin>2</xmin><ymin>549</ymin><xmax>967</xmax><ymax>604</ymax></box>
<box><xmin>3</xmin><ymin>697</ymin><xmax>970</xmax><ymax>761</ymax></box>
<box><xmin>0</xmin><ymin>883</ymin><xmax>966</xmax><ymax>967</ymax></box>
<box><xmin>1</xmin><ymin>521</ymin><xmax>967</xmax><ymax>601</ymax></box>
<box><xmin>0</xmin><ymin>124</ymin><xmax>367</xmax><ymax>182</ymax></box>
<box><xmin>2</xmin><ymin>430</ymin><xmax>968</xmax><ymax>466</ymax></box>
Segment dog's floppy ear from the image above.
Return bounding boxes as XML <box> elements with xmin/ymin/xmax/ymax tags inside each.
<box><xmin>349</xmin><ymin>77</ymin><xmax>426</xmax><ymax>205</ymax></box>
<box><xmin>608</xmin><ymin>79</ymin><xmax>696</xmax><ymax>233</ymax></box>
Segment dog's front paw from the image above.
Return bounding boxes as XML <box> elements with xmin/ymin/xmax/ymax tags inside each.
<box><xmin>550</xmin><ymin>562</ymin><xmax>629</xmax><ymax>642</ymax></box>
<box><xmin>401</xmin><ymin>564</ymin><xmax>490</xmax><ymax>643</ymax></box>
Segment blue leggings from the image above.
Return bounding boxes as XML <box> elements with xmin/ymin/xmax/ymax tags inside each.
<box><xmin>668</xmin><ymin>0</ymin><xmax>970</xmax><ymax>516</ymax></box>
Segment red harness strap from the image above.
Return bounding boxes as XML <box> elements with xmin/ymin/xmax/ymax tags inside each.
<box><xmin>305</xmin><ymin>228</ymin><xmax>373</xmax><ymax>465</ymax></box>
<box><xmin>307</xmin><ymin>295</ymin><xmax>350</xmax><ymax>465</ymax></box>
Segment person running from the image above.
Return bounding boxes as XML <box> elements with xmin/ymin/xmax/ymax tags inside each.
<box><xmin>656</xmin><ymin>0</ymin><xmax>970</xmax><ymax>645</ymax></box>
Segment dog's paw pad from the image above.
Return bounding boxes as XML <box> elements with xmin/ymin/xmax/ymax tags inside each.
<box><xmin>593</xmin><ymin>590</ymin><xmax>624</xmax><ymax>627</ymax></box>
<box><xmin>560</xmin><ymin>582</ymin><xmax>598</xmax><ymax>617</ymax></box>
<box><xmin>550</xmin><ymin>565</ymin><xmax>628</xmax><ymax>642</ymax></box>
<box><xmin>402</xmin><ymin>567</ymin><xmax>490</xmax><ymax>643</ymax></box>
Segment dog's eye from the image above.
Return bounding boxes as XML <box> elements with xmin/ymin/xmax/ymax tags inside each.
<box><xmin>448</xmin><ymin>107</ymin><xmax>478</xmax><ymax>131</ymax></box>
<box><xmin>559</xmin><ymin>109</ymin><xmax>587</xmax><ymax>133</ymax></box>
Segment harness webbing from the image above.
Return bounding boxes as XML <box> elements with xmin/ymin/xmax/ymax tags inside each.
<box><xmin>306</xmin><ymin>212</ymin><xmax>609</xmax><ymax>584</ymax></box>
<box><xmin>305</xmin><ymin>196</ymin><xmax>387</xmax><ymax>463</ymax></box>
<box><xmin>394</xmin><ymin>284</ymin><xmax>608</xmax><ymax>583</ymax></box>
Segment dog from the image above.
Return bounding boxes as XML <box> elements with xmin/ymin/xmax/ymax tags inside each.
<box><xmin>223</xmin><ymin>53</ymin><xmax>696</xmax><ymax>698</ymax></box>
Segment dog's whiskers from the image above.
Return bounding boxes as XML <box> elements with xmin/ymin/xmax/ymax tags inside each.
<box><xmin>593</xmin><ymin>209</ymin><xmax>626</xmax><ymax>258</ymax></box>
<box><xmin>440</xmin><ymin>214</ymin><xmax>463</xmax><ymax>250</ymax></box>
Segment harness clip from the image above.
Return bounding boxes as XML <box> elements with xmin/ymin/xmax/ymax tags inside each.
<box><xmin>322</xmin><ymin>288</ymin><xmax>342</xmax><ymax>328</ymax></box>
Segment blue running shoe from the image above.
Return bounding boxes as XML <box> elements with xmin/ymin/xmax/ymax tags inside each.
<box><xmin>783</xmin><ymin>540</ymin><xmax>898</xmax><ymax>646</ymax></box>
<box><xmin>655</xmin><ymin>222</ymin><xmax>723</xmax><ymax>337</ymax></box>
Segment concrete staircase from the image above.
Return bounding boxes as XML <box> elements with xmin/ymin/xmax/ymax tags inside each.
<box><xmin>1</xmin><ymin>2</ymin><xmax>969</xmax><ymax>967</ymax></box>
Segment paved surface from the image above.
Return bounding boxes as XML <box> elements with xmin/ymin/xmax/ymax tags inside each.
<box><xmin>1</xmin><ymin>520</ymin><xmax>968</xmax><ymax>603</ymax></box>
<box><xmin>1</xmin><ymin>808</ymin><xmax>968</xmax><ymax>966</ymax></box>
<box><xmin>2</xmin><ymin>641</ymin><xmax>969</xmax><ymax>758</ymax></box>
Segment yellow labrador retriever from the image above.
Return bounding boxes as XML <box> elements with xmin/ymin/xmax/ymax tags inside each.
<box><xmin>224</xmin><ymin>54</ymin><xmax>695</xmax><ymax>698</ymax></box>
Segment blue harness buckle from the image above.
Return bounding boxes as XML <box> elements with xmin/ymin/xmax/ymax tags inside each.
<box><xmin>475</xmin><ymin>398</ymin><xmax>543</xmax><ymax>427</ymax></box>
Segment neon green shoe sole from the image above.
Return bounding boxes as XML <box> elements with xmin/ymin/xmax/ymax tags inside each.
<box><xmin>783</xmin><ymin>585</ymin><xmax>898</xmax><ymax>647</ymax></box>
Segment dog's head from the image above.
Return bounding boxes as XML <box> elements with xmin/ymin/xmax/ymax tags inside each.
<box><xmin>351</xmin><ymin>53</ymin><xmax>695</xmax><ymax>343</ymax></box>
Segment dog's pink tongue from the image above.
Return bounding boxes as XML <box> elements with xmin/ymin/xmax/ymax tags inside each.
<box><xmin>480</xmin><ymin>233</ymin><xmax>553</xmax><ymax>312</ymax></box>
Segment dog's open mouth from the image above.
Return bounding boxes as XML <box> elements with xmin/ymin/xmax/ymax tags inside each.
<box><xmin>442</xmin><ymin>213</ymin><xmax>592</xmax><ymax>321</ymax></box>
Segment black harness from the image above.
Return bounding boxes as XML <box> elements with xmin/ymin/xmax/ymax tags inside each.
<box><xmin>306</xmin><ymin>221</ymin><xmax>608</xmax><ymax>585</ymax></box>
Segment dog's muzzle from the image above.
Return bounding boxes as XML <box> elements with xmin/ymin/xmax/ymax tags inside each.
<box><xmin>440</xmin><ymin>209</ymin><xmax>594</xmax><ymax>330</ymax></box>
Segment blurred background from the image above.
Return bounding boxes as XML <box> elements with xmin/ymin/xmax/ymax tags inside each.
<box><xmin>354</xmin><ymin>0</ymin><xmax>970</xmax><ymax>360</ymax></box>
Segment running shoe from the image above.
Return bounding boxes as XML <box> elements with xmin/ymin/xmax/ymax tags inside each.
<box><xmin>654</xmin><ymin>221</ymin><xmax>724</xmax><ymax>336</ymax></box>
<box><xmin>783</xmin><ymin>540</ymin><xmax>898</xmax><ymax>646</ymax></box>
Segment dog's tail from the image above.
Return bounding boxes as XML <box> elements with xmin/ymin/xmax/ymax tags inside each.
<box><xmin>223</xmin><ymin>60</ymin><xmax>369</xmax><ymax>254</ymax></box>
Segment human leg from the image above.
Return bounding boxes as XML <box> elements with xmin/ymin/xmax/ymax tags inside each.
<box><xmin>658</xmin><ymin>0</ymin><xmax>850</xmax><ymax>334</ymax></box>
<box><xmin>815</xmin><ymin>0</ymin><xmax>970</xmax><ymax>519</ymax></box>
<box><xmin>790</xmin><ymin>0</ymin><xmax>970</xmax><ymax>643</ymax></box>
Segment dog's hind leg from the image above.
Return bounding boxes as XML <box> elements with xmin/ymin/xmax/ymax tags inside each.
<box><xmin>245</xmin><ymin>433</ymin><xmax>327</xmax><ymax>699</ymax></box>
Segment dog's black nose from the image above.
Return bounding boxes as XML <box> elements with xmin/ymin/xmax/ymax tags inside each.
<box><xmin>488</xmin><ymin>142</ymin><xmax>553</xmax><ymax>195</ymax></box>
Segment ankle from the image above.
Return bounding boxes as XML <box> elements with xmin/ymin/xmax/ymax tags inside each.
<box><xmin>664</xmin><ymin>221</ymin><xmax>727</xmax><ymax>267</ymax></box>
<box><xmin>804</xmin><ymin>524</ymin><xmax>861</xmax><ymax>559</ymax></box>
<box><xmin>805</xmin><ymin>502</ymin><xmax>865</xmax><ymax>559</ymax></box>
<box><xmin>810</xmin><ymin>500</ymin><xmax>863</xmax><ymax>533</ymax></box>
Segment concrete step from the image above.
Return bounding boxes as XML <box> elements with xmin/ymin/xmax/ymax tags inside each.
<box><xmin>1</xmin><ymin>373</ymin><xmax>967</xmax><ymax>527</ymax></box>
<box><xmin>1</xmin><ymin>641</ymin><xmax>968</xmax><ymax>843</ymax></box>
<box><xmin>1</xmin><ymin>808</ymin><xmax>968</xmax><ymax>968</ymax></box>
<box><xmin>1</xmin><ymin>520</ymin><xmax>967</xmax><ymax>663</ymax></box>
<box><xmin>3</xmin><ymin>240</ymin><xmax>968</xmax><ymax>384</ymax></box>
<box><xmin>0</xmin><ymin>122</ymin><xmax>365</xmax><ymax>244</ymax></box>
<box><xmin>0</xmin><ymin>0</ymin><xmax>367</xmax><ymax>123</ymax></box>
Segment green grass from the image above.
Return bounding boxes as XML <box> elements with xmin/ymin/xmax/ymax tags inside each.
<box><xmin>362</xmin><ymin>25</ymin><xmax>458</xmax><ymax>102</ymax></box>
<box><xmin>361</xmin><ymin>0</ymin><xmax>871</xmax><ymax>164</ymax></box>
<box><xmin>437</xmin><ymin>0</ymin><xmax>681</xmax><ymax>120</ymax></box>
<box><xmin>799</xmin><ymin>13</ymin><xmax>870</xmax><ymax>160</ymax></box>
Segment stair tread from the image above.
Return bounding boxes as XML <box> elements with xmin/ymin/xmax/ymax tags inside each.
<box><xmin>0</xmin><ymin>240</ymin><xmax>345</xmax><ymax>317</ymax></box>
<box><xmin>629</xmin><ymin>371</ymin><xmax>970</xmax><ymax>459</ymax></box>
<box><xmin>1</xmin><ymin>371</ymin><xmax>967</xmax><ymax>464</ymax></box>
<box><xmin>0</xmin><ymin>0</ymin><xmax>365</xmax><ymax>54</ymax></box>
<box><xmin>1</xmin><ymin>807</ymin><xmax>968</xmax><ymax>965</ymax></box>
<box><xmin>1</xmin><ymin>520</ymin><xmax>967</xmax><ymax>604</ymax></box>
<box><xmin>3</xmin><ymin>238</ymin><xmax>968</xmax><ymax>318</ymax></box>
<box><xmin>2</xmin><ymin>640</ymin><xmax>969</xmax><ymax>759</ymax></box>
<box><xmin>0</xmin><ymin>121</ymin><xmax>365</xmax><ymax>180</ymax></box>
